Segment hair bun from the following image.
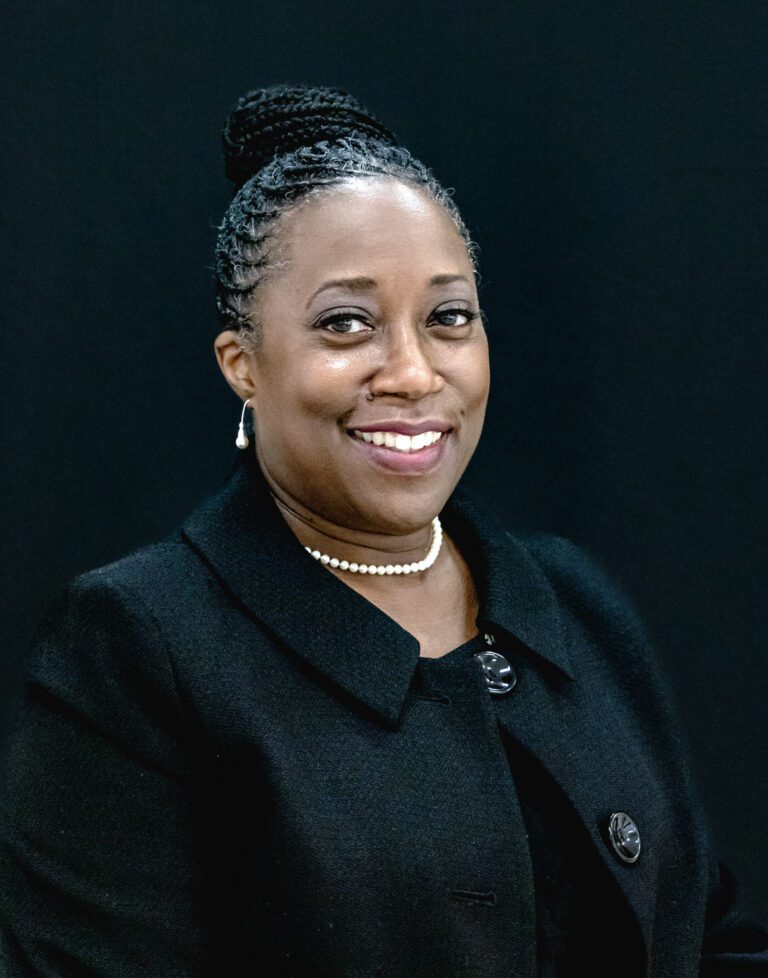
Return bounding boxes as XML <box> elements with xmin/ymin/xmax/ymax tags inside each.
<box><xmin>222</xmin><ymin>83</ymin><xmax>400</xmax><ymax>189</ymax></box>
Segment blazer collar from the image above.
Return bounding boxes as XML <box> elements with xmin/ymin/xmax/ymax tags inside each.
<box><xmin>180</xmin><ymin>449</ymin><xmax>575</xmax><ymax>728</ymax></box>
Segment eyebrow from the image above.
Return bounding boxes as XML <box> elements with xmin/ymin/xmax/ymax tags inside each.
<box><xmin>306</xmin><ymin>274</ymin><xmax>471</xmax><ymax>308</ymax></box>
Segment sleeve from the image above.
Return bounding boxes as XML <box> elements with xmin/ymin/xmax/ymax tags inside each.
<box><xmin>0</xmin><ymin>573</ymin><xmax>211</xmax><ymax>977</ymax></box>
<box><xmin>539</xmin><ymin>533</ymin><xmax>768</xmax><ymax>975</ymax></box>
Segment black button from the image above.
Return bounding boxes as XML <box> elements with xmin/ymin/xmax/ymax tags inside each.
<box><xmin>473</xmin><ymin>651</ymin><xmax>517</xmax><ymax>695</ymax></box>
<box><xmin>607</xmin><ymin>812</ymin><xmax>641</xmax><ymax>863</ymax></box>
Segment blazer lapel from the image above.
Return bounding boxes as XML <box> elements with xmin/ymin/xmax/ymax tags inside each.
<box><xmin>180</xmin><ymin>450</ymin><xmax>421</xmax><ymax>728</ymax></box>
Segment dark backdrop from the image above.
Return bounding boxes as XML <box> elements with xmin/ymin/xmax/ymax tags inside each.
<box><xmin>2</xmin><ymin>0</ymin><xmax>767</xmax><ymax>920</ymax></box>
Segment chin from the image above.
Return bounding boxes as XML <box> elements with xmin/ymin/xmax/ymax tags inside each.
<box><xmin>348</xmin><ymin>489</ymin><xmax>449</xmax><ymax>535</ymax></box>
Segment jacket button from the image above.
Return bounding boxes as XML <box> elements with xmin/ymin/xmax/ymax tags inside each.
<box><xmin>473</xmin><ymin>651</ymin><xmax>517</xmax><ymax>695</ymax></box>
<box><xmin>607</xmin><ymin>812</ymin><xmax>641</xmax><ymax>863</ymax></box>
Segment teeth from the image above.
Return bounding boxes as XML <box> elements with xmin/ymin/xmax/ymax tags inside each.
<box><xmin>352</xmin><ymin>430</ymin><xmax>445</xmax><ymax>452</ymax></box>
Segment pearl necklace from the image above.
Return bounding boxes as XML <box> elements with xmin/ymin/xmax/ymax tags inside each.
<box><xmin>304</xmin><ymin>517</ymin><xmax>443</xmax><ymax>575</ymax></box>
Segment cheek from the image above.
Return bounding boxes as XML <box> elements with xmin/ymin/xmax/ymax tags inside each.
<box><xmin>281</xmin><ymin>353</ymin><xmax>362</xmax><ymax>423</ymax></box>
<box><xmin>311</xmin><ymin>348</ymin><xmax>365</xmax><ymax>390</ymax></box>
<box><xmin>454</xmin><ymin>347</ymin><xmax>490</xmax><ymax>406</ymax></box>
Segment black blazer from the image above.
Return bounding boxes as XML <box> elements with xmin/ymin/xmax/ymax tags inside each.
<box><xmin>1</xmin><ymin>448</ymin><xmax>766</xmax><ymax>977</ymax></box>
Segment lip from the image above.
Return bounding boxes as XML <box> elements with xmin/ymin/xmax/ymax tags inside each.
<box><xmin>346</xmin><ymin>428</ymin><xmax>451</xmax><ymax>474</ymax></box>
<box><xmin>348</xmin><ymin>420</ymin><xmax>453</xmax><ymax>436</ymax></box>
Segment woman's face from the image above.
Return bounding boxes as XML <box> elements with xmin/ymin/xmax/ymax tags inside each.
<box><xmin>218</xmin><ymin>176</ymin><xmax>490</xmax><ymax>536</ymax></box>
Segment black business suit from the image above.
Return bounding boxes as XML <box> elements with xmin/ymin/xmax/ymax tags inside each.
<box><xmin>1</xmin><ymin>446</ymin><xmax>766</xmax><ymax>977</ymax></box>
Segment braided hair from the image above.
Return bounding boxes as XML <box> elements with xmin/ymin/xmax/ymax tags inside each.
<box><xmin>214</xmin><ymin>84</ymin><xmax>479</xmax><ymax>353</ymax></box>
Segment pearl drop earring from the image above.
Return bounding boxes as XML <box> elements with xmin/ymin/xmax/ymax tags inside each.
<box><xmin>236</xmin><ymin>398</ymin><xmax>252</xmax><ymax>449</ymax></box>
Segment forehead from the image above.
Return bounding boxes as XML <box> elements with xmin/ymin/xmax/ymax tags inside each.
<box><xmin>274</xmin><ymin>178</ymin><xmax>472</xmax><ymax>285</ymax></box>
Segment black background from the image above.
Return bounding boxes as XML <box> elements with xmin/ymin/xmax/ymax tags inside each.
<box><xmin>2</xmin><ymin>0</ymin><xmax>767</xmax><ymax>920</ymax></box>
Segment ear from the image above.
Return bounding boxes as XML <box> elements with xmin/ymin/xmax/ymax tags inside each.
<box><xmin>214</xmin><ymin>330</ymin><xmax>258</xmax><ymax>401</ymax></box>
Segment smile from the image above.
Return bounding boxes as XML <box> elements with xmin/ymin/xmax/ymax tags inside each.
<box><xmin>350</xmin><ymin>429</ymin><xmax>445</xmax><ymax>453</ymax></box>
<box><xmin>345</xmin><ymin>428</ymin><xmax>451</xmax><ymax>474</ymax></box>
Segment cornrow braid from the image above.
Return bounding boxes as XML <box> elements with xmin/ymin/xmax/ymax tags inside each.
<box><xmin>222</xmin><ymin>84</ymin><xmax>399</xmax><ymax>188</ymax></box>
<box><xmin>213</xmin><ymin>84</ymin><xmax>479</xmax><ymax>353</ymax></box>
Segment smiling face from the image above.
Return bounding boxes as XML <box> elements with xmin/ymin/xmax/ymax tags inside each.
<box><xmin>217</xmin><ymin>176</ymin><xmax>490</xmax><ymax>537</ymax></box>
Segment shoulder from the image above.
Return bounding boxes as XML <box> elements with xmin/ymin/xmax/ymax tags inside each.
<box><xmin>517</xmin><ymin>527</ymin><xmax>696</xmax><ymax>759</ymax></box>
<box><xmin>451</xmin><ymin>487</ymin><xmax>650</xmax><ymax>649</ymax></box>
<box><xmin>26</xmin><ymin>533</ymin><xmax>211</xmax><ymax>691</ymax></box>
<box><xmin>69</xmin><ymin>533</ymin><xmax>201</xmax><ymax>601</ymax></box>
<box><xmin>523</xmin><ymin>531</ymin><xmax>639</xmax><ymax>617</ymax></box>
<box><xmin>512</xmin><ymin>527</ymin><xmax>652</xmax><ymax>646</ymax></box>
<box><xmin>8</xmin><ymin>538</ymin><xmax>196</xmax><ymax>794</ymax></box>
<box><xmin>504</xmin><ymin>525</ymin><xmax>675</xmax><ymax>707</ymax></box>
<box><xmin>514</xmin><ymin>527</ymin><xmax>626</xmax><ymax>597</ymax></box>
<box><xmin>42</xmin><ymin>532</ymin><xmax>212</xmax><ymax>633</ymax></box>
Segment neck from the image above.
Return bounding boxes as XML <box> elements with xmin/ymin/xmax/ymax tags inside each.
<box><xmin>269</xmin><ymin>490</ymin><xmax>437</xmax><ymax>572</ymax></box>
<box><xmin>253</xmin><ymin>450</ymin><xmax>444</xmax><ymax>576</ymax></box>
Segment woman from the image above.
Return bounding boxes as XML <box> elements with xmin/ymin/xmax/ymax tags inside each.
<box><xmin>0</xmin><ymin>84</ymin><xmax>766</xmax><ymax>977</ymax></box>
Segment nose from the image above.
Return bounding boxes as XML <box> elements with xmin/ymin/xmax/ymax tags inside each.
<box><xmin>367</xmin><ymin>321</ymin><xmax>445</xmax><ymax>400</ymax></box>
